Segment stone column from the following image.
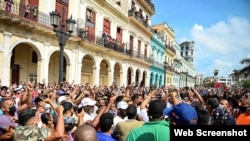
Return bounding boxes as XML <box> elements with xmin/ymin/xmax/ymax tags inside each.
<box><xmin>0</xmin><ymin>32</ymin><xmax>12</xmax><ymax>86</ymax></box>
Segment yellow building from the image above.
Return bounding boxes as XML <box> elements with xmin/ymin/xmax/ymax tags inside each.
<box><xmin>152</xmin><ymin>22</ymin><xmax>176</xmax><ymax>86</ymax></box>
<box><xmin>0</xmin><ymin>0</ymin><xmax>155</xmax><ymax>87</ymax></box>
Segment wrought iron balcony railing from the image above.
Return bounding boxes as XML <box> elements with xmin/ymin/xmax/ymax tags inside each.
<box><xmin>166</xmin><ymin>45</ymin><xmax>176</xmax><ymax>54</ymax></box>
<box><xmin>144</xmin><ymin>0</ymin><xmax>155</xmax><ymax>12</ymax></box>
<box><xmin>128</xmin><ymin>10</ymin><xmax>155</xmax><ymax>34</ymax></box>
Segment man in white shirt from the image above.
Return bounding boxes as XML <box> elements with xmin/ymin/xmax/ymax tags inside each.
<box><xmin>113</xmin><ymin>101</ymin><xmax>128</xmax><ymax>127</ymax></box>
<box><xmin>79</xmin><ymin>97</ymin><xmax>97</xmax><ymax>124</ymax></box>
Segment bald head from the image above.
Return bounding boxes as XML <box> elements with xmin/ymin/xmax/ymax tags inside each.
<box><xmin>73</xmin><ymin>124</ymin><xmax>97</xmax><ymax>141</ymax></box>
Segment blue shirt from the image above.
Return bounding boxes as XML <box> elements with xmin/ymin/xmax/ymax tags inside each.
<box><xmin>97</xmin><ymin>131</ymin><xmax>116</xmax><ymax>141</ymax></box>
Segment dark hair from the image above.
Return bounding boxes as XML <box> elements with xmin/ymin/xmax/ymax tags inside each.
<box><xmin>115</xmin><ymin>96</ymin><xmax>124</xmax><ymax>103</ymax></box>
<box><xmin>61</xmin><ymin>101</ymin><xmax>73</xmax><ymax>113</ymax></box>
<box><xmin>148</xmin><ymin>100</ymin><xmax>166</xmax><ymax>119</ymax></box>
<box><xmin>206</xmin><ymin>98</ymin><xmax>219</xmax><ymax>109</ymax></box>
<box><xmin>131</xmin><ymin>94</ymin><xmax>140</xmax><ymax>101</ymax></box>
<box><xmin>41</xmin><ymin>113</ymin><xmax>51</xmax><ymax>125</ymax></box>
<box><xmin>18</xmin><ymin>108</ymin><xmax>36</xmax><ymax>126</ymax></box>
<box><xmin>195</xmin><ymin>105</ymin><xmax>210</xmax><ymax>125</ymax></box>
<box><xmin>34</xmin><ymin>96</ymin><xmax>46</xmax><ymax>104</ymax></box>
<box><xmin>126</xmin><ymin>105</ymin><xmax>137</xmax><ymax>119</ymax></box>
<box><xmin>99</xmin><ymin>113</ymin><xmax>114</xmax><ymax>132</ymax></box>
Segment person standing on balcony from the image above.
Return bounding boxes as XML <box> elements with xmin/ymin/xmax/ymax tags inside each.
<box><xmin>5</xmin><ymin>0</ymin><xmax>14</xmax><ymax>13</ymax></box>
<box><xmin>32</xmin><ymin>6</ymin><xmax>38</xmax><ymax>19</ymax></box>
<box><xmin>24</xmin><ymin>4</ymin><xmax>30</xmax><ymax>18</ymax></box>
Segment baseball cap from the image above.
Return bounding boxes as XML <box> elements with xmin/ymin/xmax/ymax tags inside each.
<box><xmin>56</xmin><ymin>89</ymin><xmax>68</xmax><ymax>96</ymax></box>
<box><xmin>164</xmin><ymin>102</ymin><xmax>198</xmax><ymax>125</ymax></box>
<box><xmin>117</xmin><ymin>101</ymin><xmax>128</xmax><ymax>109</ymax></box>
<box><xmin>80</xmin><ymin>98</ymin><xmax>97</xmax><ymax>107</ymax></box>
<box><xmin>61</xmin><ymin>101</ymin><xmax>73</xmax><ymax>111</ymax></box>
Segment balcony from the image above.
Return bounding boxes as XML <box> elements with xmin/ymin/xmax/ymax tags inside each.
<box><xmin>0</xmin><ymin>0</ymin><xmax>152</xmax><ymax>65</ymax></box>
<box><xmin>174</xmin><ymin>69</ymin><xmax>181</xmax><ymax>75</ymax></box>
<box><xmin>165</xmin><ymin>65</ymin><xmax>174</xmax><ymax>72</ymax></box>
<box><xmin>166</xmin><ymin>45</ymin><xmax>176</xmax><ymax>55</ymax></box>
<box><xmin>128</xmin><ymin>10</ymin><xmax>154</xmax><ymax>36</ymax></box>
<box><xmin>79</xmin><ymin>33</ymin><xmax>153</xmax><ymax>64</ymax></box>
<box><xmin>137</xmin><ymin>0</ymin><xmax>155</xmax><ymax>15</ymax></box>
<box><xmin>0</xmin><ymin>1</ymin><xmax>51</xmax><ymax>27</ymax></box>
<box><xmin>152</xmin><ymin>61</ymin><xmax>164</xmax><ymax>70</ymax></box>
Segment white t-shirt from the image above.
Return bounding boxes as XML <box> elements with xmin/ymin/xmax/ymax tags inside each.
<box><xmin>140</xmin><ymin>108</ymin><xmax>149</xmax><ymax>122</ymax></box>
<box><xmin>113</xmin><ymin>115</ymin><xmax>127</xmax><ymax>128</ymax></box>
<box><xmin>83</xmin><ymin>112</ymin><xmax>96</xmax><ymax>124</ymax></box>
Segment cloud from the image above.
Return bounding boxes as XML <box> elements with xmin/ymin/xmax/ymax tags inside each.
<box><xmin>190</xmin><ymin>16</ymin><xmax>250</xmax><ymax>77</ymax></box>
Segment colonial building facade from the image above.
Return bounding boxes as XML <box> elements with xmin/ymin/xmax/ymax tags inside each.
<box><xmin>149</xmin><ymin>32</ymin><xmax>165</xmax><ymax>88</ymax></box>
<box><xmin>152</xmin><ymin>22</ymin><xmax>176</xmax><ymax>86</ymax></box>
<box><xmin>0</xmin><ymin>0</ymin><xmax>156</xmax><ymax>87</ymax></box>
<box><xmin>0</xmin><ymin>0</ymin><xmax>196</xmax><ymax>88</ymax></box>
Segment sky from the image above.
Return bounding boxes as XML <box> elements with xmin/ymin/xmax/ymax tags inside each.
<box><xmin>151</xmin><ymin>0</ymin><xmax>250</xmax><ymax>78</ymax></box>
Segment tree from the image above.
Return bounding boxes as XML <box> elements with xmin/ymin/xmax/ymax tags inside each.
<box><xmin>213</xmin><ymin>69</ymin><xmax>219</xmax><ymax>77</ymax></box>
<box><xmin>229</xmin><ymin>69</ymin><xmax>241</xmax><ymax>81</ymax></box>
<box><xmin>239</xmin><ymin>58</ymin><xmax>250</xmax><ymax>78</ymax></box>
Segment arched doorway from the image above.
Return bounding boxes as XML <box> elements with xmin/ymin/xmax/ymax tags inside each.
<box><xmin>141</xmin><ymin>71</ymin><xmax>146</xmax><ymax>87</ymax></box>
<box><xmin>159</xmin><ymin>75</ymin><xmax>162</xmax><ymax>87</ymax></box>
<box><xmin>81</xmin><ymin>55</ymin><xmax>94</xmax><ymax>85</ymax></box>
<box><xmin>155</xmin><ymin>74</ymin><xmax>158</xmax><ymax>87</ymax></box>
<box><xmin>135</xmin><ymin>69</ymin><xmax>141</xmax><ymax>86</ymax></box>
<box><xmin>127</xmin><ymin>67</ymin><xmax>133</xmax><ymax>85</ymax></box>
<box><xmin>99</xmin><ymin>59</ymin><xmax>109</xmax><ymax>86</ymax></box>
<box><xmin>10</xmin><ymin>43</ymin><xmax>39</xmax><ymax>84</ymax></box>
<box><xmin>150</xmin><ymin>72</ymin><xmax>154</xmax><ymax>86</ymax></box>
<box><xmin>114</xmin><ymin>63</ymin><xmax>121</xmax><ymax>87</ymax></box>
<box><xmin>49</xmin><ymin>51</ymin><xmax>67</xmax><ymax>83</ymax></box>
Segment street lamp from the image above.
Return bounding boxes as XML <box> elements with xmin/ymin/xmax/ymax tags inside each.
<box><xmin>50</xmin><ymin>8</ymin><xmax>76</xmax><ymax>84</ymax></box>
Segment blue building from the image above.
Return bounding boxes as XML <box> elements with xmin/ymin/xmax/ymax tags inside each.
<box><xmin>150</xmin><ymin>33</ymin><xmax>166</xmax><ymax>88</ymax></box>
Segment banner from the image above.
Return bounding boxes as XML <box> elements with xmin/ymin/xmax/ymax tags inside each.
<box><xmin>170</xmin><ymin>125</ymin><xmax>250</xmax><ymax>140</ymax></box>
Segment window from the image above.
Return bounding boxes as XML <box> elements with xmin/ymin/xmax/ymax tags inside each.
<box><xmin>116</xmin><ymin>1</ymin><xmax>121</xmax><ymax>6</ymax></box>
<box><xmin>138</xmin><ymin>40</ymin><xmax>141</xmax><ymax>54</ymax></box>
<box><xmin>29</xmin><ymin>74</ymin><xmax>37</xmax><ymax>83</ymax></box>
<box><xmin>103</xmin><ymin>19</ymin><xmax>110</xmax><ymax>35</ymax></box>
<box><xmin>32</xmin><ymin>51</ymin><xmax>38</xmax><ymax>63</ymax></box>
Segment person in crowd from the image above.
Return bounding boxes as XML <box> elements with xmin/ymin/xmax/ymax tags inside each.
<box><xmin>0</xmin><ymin>82</ymin><xmax>33</xmax><ymax>140</ymax></box>
<box><xmin>5</xmin><ymin>0</ymin><xmax>14</xmax><ymax>12</ymax></box>
<box><xmin>73</xmin><ymin>124</ymin><xmax>97</xmax><ymax>141</ymax></box>
<box><xmin>163</xmin><ymin>87</ymin><xmax>198</xmax><ymax>125</ymax></box>
<box><xmin>126</xmin><ymin>100</ymin><xmax>170</xmax><ymax>141</ymax></box>
<box><xmin>79</xmin><ymin>97</ymin><xmax>107</xmax><ymax>128</ymax></box>
<box><xmin>131</xmin><ymin>94</ymin><xmax>143</xmax><ymax>120</ymax></box>
<box><xmin>164</xmin><ymin>102</ymin><xmax>198</xmax><ymax>125</ymax></box>
<box><xmin>206</xmin><ymin>98</ymin><xmax>236</xmax><ymax>125</ymax></box>
<box><xmin>41</xmin><ymin>112</ymin><xmax>55</xmax><ymax>131</ymax></box>
<box><xmin>97</xmin><ymin>113</ymin><xmax>116</xmax><ymax>141</ymax></box>
<box><xmin>236</xmin><ymin>99</ymin><xmax>250</xmax><ymax>125</ymax></box>
<box><xmin>191</xmin><ymin>101</ymin><xmax>210</xmax><ymax>125</ymax></box>
<box><xmin>24</xmin><ymin>4</ymin><xmax>30</xmax><ymax>18</ymax></box>
<box><xmin>113</xmin><ymin>101</ymin><xmax>128</xmax><ymax>127</ymax></box>
<box><xmin>13</xmin><ymin>106</ymin><xmax>64</xmax><ymax>141</ymax></box>
<box><xmin>0</xmin><ymin>98</ymin><xmax>18</xmax><ymax>140</ymax></box>
<box><xmin>114</xmin><ymin>105</ymin><xmax>144</xmax><ymax>141</ymax></box>
<box><xmin>59</xmin><ymin>101</ymin><xmax>76</xmax><ymax>141</ymax></box>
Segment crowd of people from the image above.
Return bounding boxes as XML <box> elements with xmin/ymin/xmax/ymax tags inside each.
<box><xmin>0</xmin><ymin>80</ymin><xmax>249</xmax><ymax>141</ymax></box>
